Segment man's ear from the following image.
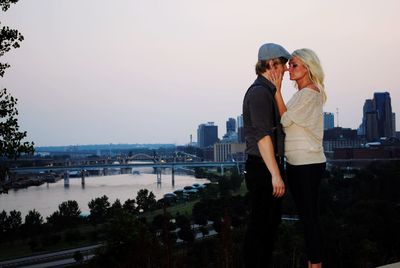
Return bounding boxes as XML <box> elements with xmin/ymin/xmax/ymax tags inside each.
<box><xmin>267</xmin><ymin>60</ymin><xmax>274</xmax><ymax>70</ymax></box>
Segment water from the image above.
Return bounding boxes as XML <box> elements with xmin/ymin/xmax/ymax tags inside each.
<box><xmin>0</xmin><ymin>171</ymin><xmax>209</xmax><ymax>218</ymax></box>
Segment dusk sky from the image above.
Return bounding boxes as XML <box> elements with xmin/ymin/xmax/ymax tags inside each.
<box><xmin>2</xmin><ymin>0</ymin><xmax>399</xmax><ymax>146</ymax></box>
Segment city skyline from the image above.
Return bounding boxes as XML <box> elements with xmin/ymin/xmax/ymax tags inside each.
<box><xmin>1</xmin><ymin>0</ymin><xmax>399</xmax><ymax>146</ymax></box>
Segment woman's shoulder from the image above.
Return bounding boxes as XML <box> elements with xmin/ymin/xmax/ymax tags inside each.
<box><xmin>302</xmin><ymin>87</ymin><xmax>320</xmax><ymax>94</ymax></box>
<box><xmin>287</xmin><ymin>88</ymin><xmax>322</xmax><ymax>110</ymax></box>
<box><xmin>299</xmin><ymin>88</ymin><xmax>323</xmax><ymax>102</ymax></box>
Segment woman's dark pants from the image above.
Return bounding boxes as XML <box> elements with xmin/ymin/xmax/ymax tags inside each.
<box><xmin>286</xmin><ymin>162</ymin><xmax>326</xmax><ymax>264</ymax></box>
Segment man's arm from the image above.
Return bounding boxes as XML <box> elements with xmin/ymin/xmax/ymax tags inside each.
<box><xmin>257</xmin><ymin>135</ymin><xmax>285</xmax><ymax>198</ymax></box>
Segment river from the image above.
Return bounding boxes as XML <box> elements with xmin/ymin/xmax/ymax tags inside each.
<box><xmin>0</xmin><ymin>170</ymin><xmax>209</xmax><ymax>218</ymax></box>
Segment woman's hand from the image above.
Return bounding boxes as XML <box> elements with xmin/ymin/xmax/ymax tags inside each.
<box><xmin>266</xmin><ymin>68</ymin><xmax>283</xmax><ymax>93</ymax></box>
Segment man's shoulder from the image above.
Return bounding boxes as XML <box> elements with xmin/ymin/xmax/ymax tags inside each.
<box><xmin>246</xmin><ymin>83</ymin><xmax>273</xmax><ymax>100</ymax></box>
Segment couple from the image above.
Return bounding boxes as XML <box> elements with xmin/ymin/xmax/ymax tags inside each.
<box><xmin>243</xmin><ymin>43</ymin><xmax>326</xmax><ymax>268</ymax></box>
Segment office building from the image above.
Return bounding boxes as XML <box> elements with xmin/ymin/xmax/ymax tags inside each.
<box><xmin>392</xmin><ymin>113</ymin><xmax>396</xmax><ymax>137</ymax></box>
<box><xmin>323</xmin><ymin>127</ymin><xmax>365</xmax><ymax>153</ymax></box>
<box><xmin>197</xmin><ymin>122</ymin><xmax>218</xmax><ymax>148</ymax></box>
<box><xmin>359</xmin><ymin>92</ymin><xmax>394</xmax><ymax>141</ymax></box>
<box><xmin>222</xmin><ymin>117</ymin><xmax>238</xmax><ymax>142</ymax></box>
<box><xmin>214</xmin><ymin>142</ymin><xmax>246</xmax><ymax>162</ymax></box>
<box><xmin>374</xmin><ymin>92</ymin><xmax>393</xmax><ymax>138</ymax></box>
<box><xmin>324</xmin><ymin>112</ymin><xmax>334</xmax><ymax>130</ymax></box>
<box><xmin>226</xmin><ymin>118</ymin><xmax>236</xmax><ymax>134</ymax></box>
<box><xmin>237</xmin><ymin>114</ymin><xmax>245</xmax><ymax>143</ymax></box>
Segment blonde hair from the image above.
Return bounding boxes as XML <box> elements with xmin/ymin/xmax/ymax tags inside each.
<box><xmin>292</xmin><ymin>48</ymin><xmax>327</xmax><ymax>103</ymax></box>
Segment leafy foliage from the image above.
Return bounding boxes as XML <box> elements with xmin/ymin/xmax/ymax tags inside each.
<box><xmin>92</xmin><ymin>211</ymin><xmax>163</xmax><ymax>267</ymax></box>
<box><xmin>88</xmin><ymin>195</ymin><xmax>110</xmax><ymax>223</ymax></box>
<box><xmin>0</xmin><ymin>0</ymin><xmax>19</xmax><ymax>12</ymax></box>
<box><xmin>23</xmin><ymin>209</ymin><xmax>43</xmax><ymax>235</ymax></box>
<box><xmin>136</xmin><ymin>189</ymin><xmax>156</xmax><ymax>212</ymax></box>
<box><xmin>0</xmin><ymin>0</ymin><xmax>34</xmax><ymax>185</ymax></box>
<box><xmin>47</xmin><ymin>200</ymin><xmax>82</xmax><ymax>229</ymax></box>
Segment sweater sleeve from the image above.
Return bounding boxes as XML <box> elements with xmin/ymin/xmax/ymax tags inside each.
<box><xmin>281</xmin><ymin>90</ymin><xmax>321</xmax><ymax>128</ymax></box>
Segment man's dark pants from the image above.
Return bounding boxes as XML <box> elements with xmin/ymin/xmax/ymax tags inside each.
<box><xmin>243</xmin><ymin>155</ymin><xmax>284</xmax><ymax>268</ymax></box>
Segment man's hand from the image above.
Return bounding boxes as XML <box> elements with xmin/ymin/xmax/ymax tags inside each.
<box><xmin>271</xmin><ymin>175</ymin><xmax>285</xmax><ymax>198</ymax></box>
<box><xmin>257</xmin><ymin>135</ymin><xmax>285</xmax><ymax>198</ymax></box>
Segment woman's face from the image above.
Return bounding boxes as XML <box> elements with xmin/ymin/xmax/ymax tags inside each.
<box><xmin>288</xmin><ymin>56</ymin><xmax>308</xmax><ymax>81</ymax></box>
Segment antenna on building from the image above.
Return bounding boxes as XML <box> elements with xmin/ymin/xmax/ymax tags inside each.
<box><xmin>190</xmin><ymin>134</ymin><xmax>192</xmax><ymax>144</ymax></box>
<box><xmin>336</xmin><ymin>108</ymin><xmax>339</xmax><ymax>127</ymax></box>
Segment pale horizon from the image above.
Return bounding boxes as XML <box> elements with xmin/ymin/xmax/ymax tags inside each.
<box><xmin>2</xmin><ymin>0</ymin><xmax>399</xmax><ymax>146</ymax></box>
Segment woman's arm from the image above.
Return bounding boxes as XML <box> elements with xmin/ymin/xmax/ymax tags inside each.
<box><xmin>274</xmin><ymin>91</ymin><xmax>287</xmax><ymax>117</ymax></box>
<box><xmin>266</xmin><ymin>68</ymin><xmax>287</xmax><ymax>117</ymax></box>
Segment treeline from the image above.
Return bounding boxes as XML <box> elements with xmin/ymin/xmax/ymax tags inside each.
<box><xmin>0</xmin><ymin>168</ymin><xmax>244</xmax><ymax>258</ymax></box>
<box><xmin>2</xmin><ymin>163</ymin><xmax>400</xmax><ymax>268</ymax></box>
<box><xmin>88</xmin><ymin>162</ymin><xmax>400</xmax><ymax>268</ymax></box>
<box><xmin>0</xmin><ymin>188</ymin><xmax>159</xmax><ymax>251</ymax></box>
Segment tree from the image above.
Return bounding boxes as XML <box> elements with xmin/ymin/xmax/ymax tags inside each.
<box><xmin>0</xmin><ymin>1</ymin><xmax>19</xmax><ymax>12</ymax></box>
<box><xmin>122</xmin><ymin>198</ymin><xmax>136</xmax><ymax>214</ymax></box>
<box><xmin>88</xmin><ymin>195</ymin><xmax>110</xmax><ymax>223</ymax></box>
<box><xmin>58</xmin><ymin>200</ymin><xmax>81</xmax><ymax>224</ymax></box>
<box><xmin>93</xmin><ymin>211</ymin><xmax>163</xmax><ymax>268</ymax></box>
<box><xmin>136</xmin><ymin>189</ymin><xmax>156</xmax><ymax>213</ymax></box>
<box><xmin>109</xmin><ymin>199</ymin><xmax>123</xmax><ymax>218</ymax></box>
<box><xmin>0</xmin><ymin>0</ymin><xmax>34</xmax><ymax>186</ymax></box>
<box><xmin>5</xmin><ymin>209</ymin><xmax>22</xmax><ymax>236</ymax></box>
<box><xmin>192</xmin><ymin>201</ymin><xmax>209</xmax><ymax>226</ymax></box>
<box><xmin>47</xmin><ymin>200</ymin><xmax>81</xmax><ymax>229</ymax></box>
<box><xmin>0</xmin><ymin>210</ymin><xmax>8</xmax><ymax>241</ymax></box>
<box><xmin>23</xmin><ymin>209</ymin><xmax>43</xmax><ymax>235</ymax></box>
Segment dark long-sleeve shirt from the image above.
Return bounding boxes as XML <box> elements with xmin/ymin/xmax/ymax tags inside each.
<box><xmin>242</xmin><ymin>75</ymin><xmax>285</xmax><ymax>157</ymax></box>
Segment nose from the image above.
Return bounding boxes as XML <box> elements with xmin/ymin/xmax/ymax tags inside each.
<box><xmin>283</xmin><ymin>65</ymin><xmax>288</xmax><ymax>72</ymax></box>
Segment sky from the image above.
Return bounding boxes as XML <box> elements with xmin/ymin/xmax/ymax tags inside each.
<box><xmin>1</xmin><ymin>0</ymin><xmax>399</xmax><ymax>146</ymax></box>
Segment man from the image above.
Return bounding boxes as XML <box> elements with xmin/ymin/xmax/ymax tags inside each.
<box><xmin>242</xmin><ymin>43</ymin><xmax>290</xmax><ymax>267</ymax></box>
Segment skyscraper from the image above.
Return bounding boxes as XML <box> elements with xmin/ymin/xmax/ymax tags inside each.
<box><xmin>365</xmin><ymin>111</ymin><xmax>378</xmax><ymax>141</ymax></box>
<box><xmin>222</xmin><ymin>117</ymin><xmax>238</xmax><ymax>142</ymax></box>
<box><xmin>323</xmin><ymin>112</ymin><xmax>334</xmax><ymax>130</ymax></box>
<box><xmin>226</xmin><ymin>118</ymin><xmax>236</xmax><ymax>134</ymax></box>
<box><xmin>373</xmin><ymin>92</ymin><xmax>393</xmax><ymax>138</ymax></box>
<box><xmin>197</xmin><ymin>122</ymin><xmax>218</xmax><ymax>148</ymax></box>
<box><xmin>359</xmin><ymin>92</ymin><xmax>394</xmax><ymax>141</ymax></box>
<box><xmin>237</xmin><ymin>114</ymin><xmax>245</xmax><ymax>143</ymax></box>
<box><xmin>392</xmin><ymin>113</ymin><xmax>396</xmax><ymax>137</ymax></box>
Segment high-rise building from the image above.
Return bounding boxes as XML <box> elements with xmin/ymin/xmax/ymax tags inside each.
<box><xmin>359</xmin><ymin>99</ymin><xmax>374</xmax><ymax>136</ymax></box>
<box><xmin>222</xmin><ymin>117</ymin><xmax>237</xmax><ymax>142</ymax></box>
<box><xmin>323</xmin><ymin>112</ymin><xmax>334</xmax><ymax>130</ymax></box>
<box><xmin>365</xmin><ymin>112</ymin><xmax>378</xmax><ymax>141</ymax></box>
<box><xmin>392</xmin><ymin>113</ymin><xmax>396</xmax><ymax>137</ymax></box>
<box><xmin>374</xmin><ymin>92</ymin><xmax>393</xmax><ymax>138</ymax></box>
<box><xmin>226</xmin><ymin>118</ymin><xmax>236</xmax><ymax>134</ymax></box>
<box><xmin>359</xmin><ymin>92</ymin><xmax>394</xmax><ymax>141</ymax></box>
<box><xmin>197</xmin><ymin>122</ymin><xmax>218</xmax><ymax>148</ymax></box>
<box><xmin>237</xmin><ymin>114</ymin><xmax>245</xmax><ymax>143</ymax></box>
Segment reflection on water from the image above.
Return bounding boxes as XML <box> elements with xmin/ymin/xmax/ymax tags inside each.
<box><xmin>0</xmin><ymin>172</ymin><xmax>209</xmax><ymax>218</ymax></box>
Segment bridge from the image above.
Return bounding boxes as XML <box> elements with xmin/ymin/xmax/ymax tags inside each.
<box><xmin>10</xmin><ymin>161</ymin><xmax>243</xmax><ymax>187</ymax></box>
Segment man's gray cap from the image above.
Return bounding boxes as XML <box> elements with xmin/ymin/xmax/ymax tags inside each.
<box><xmin>258</xmin><ymin>43</ymin><xmax>291</xmax><ymax>61</ymax></box>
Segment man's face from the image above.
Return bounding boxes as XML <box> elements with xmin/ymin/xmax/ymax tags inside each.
<box><xmin>268</xmin><ymin>60</ymin><xmax>288</xmax><ymax>76</ymax></box>
<box><xmin>274</xmin><ymin>62</ymin><xmax>288</xmax><ymax>75</ymax></box>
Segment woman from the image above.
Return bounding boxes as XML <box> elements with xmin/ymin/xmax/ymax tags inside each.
<box><xmin>270</xmin><ymin>48</ymin><xmax>326</xmax><ymax>268</ymax></box>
